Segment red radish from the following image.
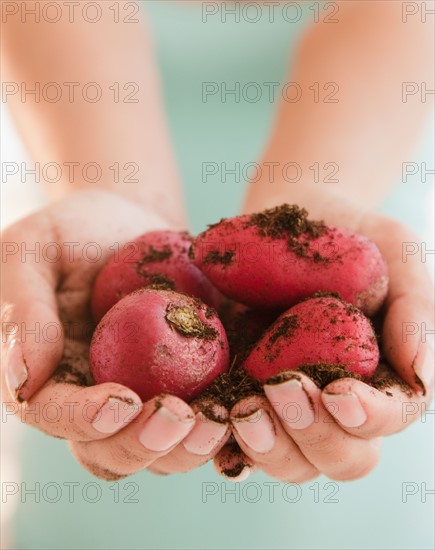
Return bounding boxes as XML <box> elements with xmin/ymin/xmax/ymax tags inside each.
<box><xmin>190</xmin><ymin>205</ymin><xmax>388</xmax><ymax>316</ymax></box>
<box><xmin>91</xmin><ymin>230</ymin><xmax>221</xmax><ymax>322</ymax></box>
<box><xmin>90</xmin><ymin>289</ymin><xmax>229</xmax><ymax>402</ymax></box>
<box><xmin>243</xmin><ymin>295</ymin><xmax>379</xmax><ymax>382</ymax></box>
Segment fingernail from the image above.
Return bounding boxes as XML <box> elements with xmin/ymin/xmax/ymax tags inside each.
<box><xmin>182</xmin><ymin>412</ymin><xmax>228</xmax><ymax>456</ymax></box>
<box><xmin>92</xmin><ymin>396</ymin><xmax>142</xmax><ymax>434</ymax></box>
<box><xmin>215</xmin><ymin>442</ymin><xmax>256</xmax><ymax>483</ymax></box>
<box><xmin>5</xmin><ymin>339</ymin><xmax>28</xmax><ymax>402</ymax></box>
<box><xmin>265</xmin><ymin>378</ymin><xmax>315</xmax><ymax>430</ymax></box>
<box><xmin>139</xmin><ymin>406</ymin><xmax>195</xmax><ymax>452</ymax></box>
<box><xmin>221</xmin><ymin>465</ymin><xmax>252</xmax><ymax>483</ymax></box>
<box><xmin>232</xmin><ymin>409</ymin><xmax>275</xmax><ymax>453</ymax></box>
<box><xmin>322</xmin><ymin>392</ymin><xmax>367</xmax><ymax>428</ymax></box>
<box><xmin>412</xmin><ymin>341</ymin><xmax>434</xmax><ymax>395</ymax></box>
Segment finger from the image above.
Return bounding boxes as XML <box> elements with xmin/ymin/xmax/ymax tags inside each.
<box><xmin>383</xmin><ymin>298</ymin><xmax>434</xmax><ymax>396</ymax></box>
<box><xmin>2</xmin><ymin>338</ymin><xmax>144</xmax><ymax>440</ymax></box>
<box><xmin>230</xmin><ymin>395</ymin><xmax>318</xmax><ymax>483</ymax></box>
<box><xmin>2</xmin><ymin>218</ymin><xmax>64</xmax><ymax>402</ymax></box>
<box><xmin>321</xmin><ymin>363</ymin><xmax>431</xmax><ymax>438</ymax></box>
<box><xmin>363</xmin><ymin>216</ymin><xmax>434</xmax><ymax>395</ymax></box>
<box><xmin>264</xmin><ymin>372</ymin><xmax>382</xmax><ymax>481</ymax></box>
<box><xmin>213</xmin><ymin>441</ymin><xmax>256</xmax><ymax>483</ymax></box>
<box><xmin>148</xmin><ymin>400</ymin><xmax>231</xmax><ymax>474</ymax></box>
<box><xmin>24</xmin><ymin>381</ymin><xmax>143</xmax><ymax>441</ymax></box>
<box><xmin>70</xmin><ymin>394</ymin><xmax>195</xmax><ymax>480</ymax></box>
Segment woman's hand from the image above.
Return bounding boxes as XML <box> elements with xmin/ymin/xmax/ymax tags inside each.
<box><xmin>213</xmin><ymin>193</ymin><xmax>434</xmax><ymax>482</ymax></box>
<box><xmin>1</xmin><ymin>189</ymin><xmax>231</xmax><ymax>480</ymax></box>
<box><xmin>210</xmin><ymin>0</ymin><xmax>433</xmax><ymax>483</ymax></box>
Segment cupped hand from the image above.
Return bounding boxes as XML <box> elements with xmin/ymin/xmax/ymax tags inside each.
<box><xmin>1</xmin><ymin>189</ymin><xmax>231</xmax><ymax>480</ymax></box>
<box><xmin>213</xmin><ymin>196</ymin><xmax>434</xmax><ymax>482</ymax></box>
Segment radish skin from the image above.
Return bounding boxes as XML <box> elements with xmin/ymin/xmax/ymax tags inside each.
<box><xmin>92</xmin><ymin>230</ymin><xmax>221</xmax><ymax>322</ymax></box>
<box><xmin>243</xmin><ymin>296</ymin><xmax>379</xmax><ymax>382</ymax></box>
<box><xmin>90</xmin><ymin>289</ymin><xmax>229</xmax><ymax>402</ymax></box>
<box><xmin>191</xmin><ymin>205</ymin><xmax>388</xmax><ymax>315</ymax></box>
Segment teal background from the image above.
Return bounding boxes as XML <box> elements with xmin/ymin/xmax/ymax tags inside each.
<box><xmin>147</xmin><ymin>0</ymin><xmax>310</xmax><ymax>233</ymax></box>
<box><xmin>12</xmin><ymin>2</ymin><xmax>434</xmax><ymax>549</ymax></box>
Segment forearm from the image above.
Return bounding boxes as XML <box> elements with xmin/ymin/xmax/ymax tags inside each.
<box><xmin>1</xmin><ymin>1</ymin><xmax>185</xmax><ymax>227</ymax></box>
<box><xmin>244</xmin><ymin>1</ymin><xmax>433</xmax><ymax>216</ymax></box>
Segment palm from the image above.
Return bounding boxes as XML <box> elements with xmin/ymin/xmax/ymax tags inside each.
<box><xmin>2</xmin><ymin>190</ymin><xmax>232</xmax><ymax>479</ymax></box>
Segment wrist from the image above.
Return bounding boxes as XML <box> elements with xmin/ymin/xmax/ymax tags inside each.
<box><xmin>47</xmin><ymin>182</ymin><xmax>187</xmax><ymax>231</ymax></box>
<box><xmin>243</xmin><ymin>176</ymin><xmax>371</xmax><ymax>230</ymax></box>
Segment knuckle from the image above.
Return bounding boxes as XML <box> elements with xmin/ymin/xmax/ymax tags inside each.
<box><xmin>109</xmin><ymin>439</ymin><xmax>153</xmax><ymax>469</ymax></box>
<box><xmin>278</xmin><ymin>460</ymin><xmax>319</xmax><ymax>484</ymax></box>
<box><xmin>302</xmin><ymin>432</ymin><xmax>339</xmax><ymax>455</ymax></box>
<box><xmin>70</xmin><ymin>441</ymin><xmax>131</xmax><ymax>481</ymax></box>
<box><xmin>282</xmin><ymin>467</ymin><xmax>319</xmax><ymax>484</ymax></box>
<box><xmin>327</xmin><ymin>446</ymin><xmax>380</xmax><ymax>481</ymax></box>
<box><xmin>80</xmin><ymin>460</ymin><xmax>128</xmax><ymax>481</ymax></box>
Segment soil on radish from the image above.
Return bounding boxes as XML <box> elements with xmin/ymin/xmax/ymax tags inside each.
<box><xmin>203</xmin><ymin>250</ymin><xmax>234</xmax><ymax>266</ymax></box>
<box><xmin>267</xmin><ymin>315</ymin><xmax>299</xmax><ymax>346</ymax></box>
<box><xmin>244</xmin><ymin>204</ymin><xmax>332</xmax><ymax>262</ymax></box>
<box><xmin>137</xmin><ymin>245</ymin><xmax>173</xmax><ymax>265</ymax></box>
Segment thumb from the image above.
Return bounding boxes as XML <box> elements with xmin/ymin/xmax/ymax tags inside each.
<box><xmin>2</xmin><ymin>219</ymin><xmax>64</xmax><ymax>402</ymax></box>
